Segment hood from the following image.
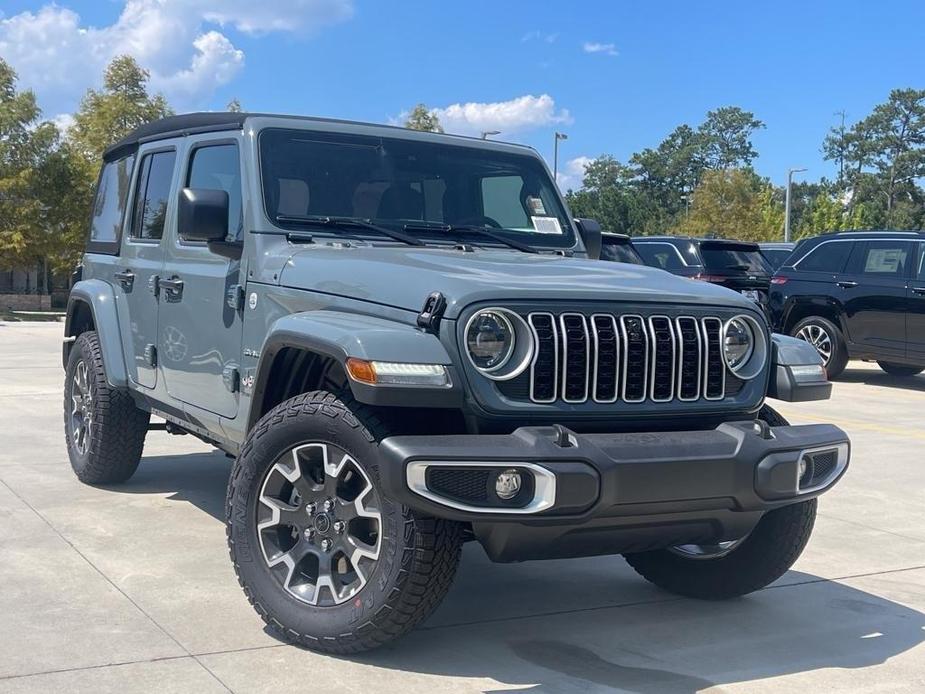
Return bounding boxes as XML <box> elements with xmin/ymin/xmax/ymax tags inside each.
<box><xmin>278</xmin><ymin>245</ymin><xmax>756</xmax><ymax>318</ymax></box>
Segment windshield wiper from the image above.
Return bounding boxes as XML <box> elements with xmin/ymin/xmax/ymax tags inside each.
<box><xmin>403</xmin><ymin>222</ymin><xmax>539</xmax><ymax>254</ymax></box>
<box><xmin>275</xmin><ymin>215</ymin><xmax>425</xmax><ymax>247</ymax></box>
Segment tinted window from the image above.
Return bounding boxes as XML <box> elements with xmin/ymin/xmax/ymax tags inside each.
<box><xmin>795</xmin><ymin>241</ymin><xmax>853</xmax><ymax>273</ymax></box>
<box><xmin>600</xmin><ymin>240</ymin><xmax>643</xmax><ymax>264</ymax></box>
<box><xmin>636</xmin><ymin>242</ymin><xmax>686</xmax><ymax>270</ymax></box>
<box><xmin>131</xmin><ymin>150</ymin><xmax>176</xmax><ymax>241</ymax></box>
<box><xmin>700</xmin><ymin>244</ymin><xmax>770</xmax><ymax>275</ymax></box>
<box><xmin>918</xmin><ymin>244</ymin><xmax>925</xmax><ymax>280</ymax></box>
<box><xmin>760</xmin><ymin>248</ymin><xmax>793</xmax><ymax>270</ymax></box>
<box><xmin>89</xmin><ymin>155</ymin><xmax>135</xmax><ymax>246</ymax></box>
<box><xmin>259</xmin><ymin>129</ymin><xmax>574</xmax><ymax>248</ymax></box>
<box><xmin>187</xmin><ymin>144</ymin><xmax>242</xmax><ymax>238</ymax></box>
<box><xmin>849</xmin><ymin>240</ymin><xmax>911</xmax><ymax>277</ymax></box>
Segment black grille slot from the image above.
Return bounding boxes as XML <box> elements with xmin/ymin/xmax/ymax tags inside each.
<box><xmin>676</xmin><ymin>317</ymin><xmax>702</xmax><ymax>400</ymax></box>
<box><xmin>528</xmin><ymin>313</ymin><xmax>557</xmax><ymax>402</ymax></box>
<box><xmin>621</xmin><ymin>316</ymin><xmax>648</xmax><ymax>402</ymax></box>
<box><xmin>592</xmin><ymin>315</ymin><xmax>619</xmax><ymax>402</ymax></box>
<box><xmin>649</xmin><ymin>316</ymin><xmax>674</xmax><ymax>401</ymax></box>
<box><xmin>803</xmin><ymin>450</ymin><xmax>838</xmax><ymax>487</ymax></box>
<box><xmin>703</xmin><ymin>318</ymin><xmax>725</xmax><ymax>399</ymax></box>
<box><xmin>560</xmin><ymin>314</ymin><xmax>589</xmax><ymax>402</ymax></box>
<box><xmin>427</xmin><ymin>468</ymin><xmax>490</xmax><ymax>503</ymax></box>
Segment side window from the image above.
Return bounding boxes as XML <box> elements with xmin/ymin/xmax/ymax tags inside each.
<box><xmin>131</xmin><ymin>150</ymin><xmax>176</xmax><ymax>241</ymax></box>
<box><xmin>481</xmin><ymin>175</ymin><xmax>529</xmax><ymax>229</ymax></box>
<box><xmin>89</xmin><ymin>155</ymin><xmax>135</xmax><ymax>250</ymax></box>
<box><xmin>848</xmin><ymin>241</ymin><xmax>911</xmax><ymax>277</ymax></box>
<box><xmin>795</xmin><ymin>241</ymin><xmax>853</xmax><ymax>273</ymax></box>
<box><xmin>187</xmin><ymin>143</ymin><xmax>242</xmax><ymax>239</ymax></box>
<box><xmin>636</xmin><ymin>243</ymin><xmax>685</xmax><ymax>270</ymax></box>
<box><xmin>918</xmin><ymin>243</ymin><xmax>925</xmax><ymax>280</ymax></box>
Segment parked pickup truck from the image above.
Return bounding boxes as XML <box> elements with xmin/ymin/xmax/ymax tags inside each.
<box><xmin>64</xmin><ymin>112</ymin><xmax>849</xmax><ymax>654</ymax></box>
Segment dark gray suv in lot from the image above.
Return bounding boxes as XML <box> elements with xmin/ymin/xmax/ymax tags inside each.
<box><xmin>63</xmin><ymin>112</ymin><xmax>849</xmax><ymax>653</ymax></box>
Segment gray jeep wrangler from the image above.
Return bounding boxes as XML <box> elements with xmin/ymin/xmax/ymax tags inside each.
<box><xmin>63</xmin><ymin>112</ymin><xmax>849</xmax><ymax>654</ymax></box>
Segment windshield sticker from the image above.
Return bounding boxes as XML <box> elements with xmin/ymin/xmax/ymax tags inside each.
<box><xmin>531</xmin><ymin>216</ymin><xmax>563</xmax><ymax>234</ymax></box>
<box><xmin>526</xmin><ymin>196</ymin><xmax>547</xmax><ymax>216</ymax></box>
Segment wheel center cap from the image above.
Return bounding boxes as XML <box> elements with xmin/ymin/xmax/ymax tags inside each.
<box><xmin>313</xmin><ymin>512</ymin><xmax>332</xmax><ymax>534</ymax></box>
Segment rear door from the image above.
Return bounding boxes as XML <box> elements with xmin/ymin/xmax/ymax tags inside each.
<box><xmin>157</xmin><ymin>136</ymin><xmax>245</xmax><ymax>418</ymax></box>
<box><xmin>841</xmin><ymin>239</ymin><xmax>913</xmax><ymax>359</ymax></box>
<box><xmin>907</xmin><ymin>242</ymin><xmax>925</xmax><ymax>361</ymax></box>
<box><xmin>114</xmin><ymin>145</ymin><xmax>177</xmax><ymax>388</ymax></box>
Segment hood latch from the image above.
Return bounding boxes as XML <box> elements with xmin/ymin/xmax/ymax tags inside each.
<box><xmin>417</xmin><ymin>291</ymin><xmax>447</xmax><ymax>333</ymax></box>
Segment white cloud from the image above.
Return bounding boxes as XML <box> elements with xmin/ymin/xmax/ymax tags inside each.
<box><xmin>583</xmin><ymin>41</ymin><xmax>618</xmax><ymax>57</ymax></box>
<box><xmin>521</xmin><ymin>30</ymin><xmax>558</xmax><ymax>44</ymax></box>
<box><xmin>556</xmin><ymin>156</ymin><xmax>592</xmax><ymax>191</ymax></box>
<box><xmin>425</xmin><ymin>94</ymin><xmax>573</xmax><ymax>137</ymax></box>
<box><xmin>0</xmin><ymin>1</ymin><xmax>354</xmax><ymax>113</ymax></box>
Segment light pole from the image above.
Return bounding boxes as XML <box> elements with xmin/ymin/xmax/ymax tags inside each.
<box><xmin>784</xmin><ymin>167</ymin><xmax>807</xmax><ymax>242</ymax></box>
<box><xmin>553</xmin><ymin>131</ymin><xmax>568</xmax><ymax>181</ymax></box>
<box><xmin>481</xmin><ymin>130</ymin><xmax>500</xmax><ymax>140</ymax></box>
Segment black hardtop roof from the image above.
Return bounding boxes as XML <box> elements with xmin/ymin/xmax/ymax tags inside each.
<box><xmin>102</xmin><ymin>111</ymin><xmax>532</xmax><ymax>162</ymax></box>
<box><xmin>602</xmin><ymin>232</ymin><xmax>632</xmax><ymax>241</ymax></box>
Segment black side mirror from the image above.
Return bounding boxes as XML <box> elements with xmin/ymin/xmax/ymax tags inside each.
<box><xmin>178</xmin><ymin>188</ymin><xmax>229</xmax><ymax>243</ymax></box>
<box><xmin>574</xmin><ymin>218</ymin><xmax>603</xmax><ymax>260</ymax></box>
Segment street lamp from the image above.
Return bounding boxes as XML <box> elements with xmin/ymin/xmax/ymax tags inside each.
<box><xmin>481</xmin><ymin>130</ymin><xmax>500</xmax><ymax>140</ymax></box>
<box><xmin>784</xmin><ymin>167</ymin><xmax>807</xmax><ymax>242</ymax></box>
<box><xmin>553</xmin><ymin>131</ymin><xmax>568</xmax><ymax>181</ymax></box>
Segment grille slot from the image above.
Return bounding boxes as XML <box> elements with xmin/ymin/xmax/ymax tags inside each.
<box><xmin>427</xmin><ymin>468</ymin><xmax>490</xmax><ymax>503</ymax></box>
<box><xmin>524</xmin><ymin>312</ymin><xmax>732</xmax><ymax>405</ymax></box>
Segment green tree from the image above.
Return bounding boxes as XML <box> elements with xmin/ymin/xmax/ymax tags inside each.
<box><xmin>404</xmin><ymin>104</ymin><xmax>443</xmax><ymax>133</ymax></box>
<box><xmin>697</xmin><ymin>106</ymin><xmax>765</xmax><ymax>170</ymax></box>
<box><xmin>69</xmin><ymin>56</ymin><xmax>172</xmax><ymax>160</ymax></box>
<box><xmin>226</xmin><ymin>98</ymin><xmax>242</xmax><ymax>113</ymax></box>
<box><xmin>675</xmin><ymin>169</ymin><xmax>783</xmax><ymax>241</ymax></box>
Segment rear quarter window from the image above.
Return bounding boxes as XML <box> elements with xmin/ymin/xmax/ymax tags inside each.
<box><xmin>794</xmin><ymin>241</ymin><xmax>853</xmax><ymax>273</ymax></box>
<box><xmin>636</xmin><ymin>242</ymin><xmax>687</xmax><ymax>270</ymax></box>
<box><xmin>87</xmin><ymin>155</ymin><xmax>135</xmax><ymax>253</ymax></box>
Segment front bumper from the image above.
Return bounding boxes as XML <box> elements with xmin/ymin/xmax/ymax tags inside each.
<box><xmin>379</xmin><ymin>421</ymin><xmax>849</xmax><ymax>561</ymax></box>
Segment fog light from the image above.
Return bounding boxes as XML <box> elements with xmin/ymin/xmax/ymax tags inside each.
<box><xmin>495</xmin><ymin>469</ymin><xmax>522</xmax><ymax>500</ymax></box>
<box><xmin>798</xmin><ymin>457</ymin><xmax>809</xmax><ymax>483</ymax></box>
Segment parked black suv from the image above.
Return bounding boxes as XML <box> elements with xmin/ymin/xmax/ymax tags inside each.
<box><xmin>759</xmin><ymin>242</ymin><xmax>795</xmax><ymax>271</ymax></box>
<box><xmin>599</xmin><ymin>232</ymin><xmax>645</xmax><ymax>264</ymax></box>
<box><xmin>769</xmin><ymin>230</ymin><xmax>925</xmax><ymax>379</ymax></box>
<box><xmin>634</xmin><ymin>236</ymin><xmax>773</xmax><ymax>309</ymax></box>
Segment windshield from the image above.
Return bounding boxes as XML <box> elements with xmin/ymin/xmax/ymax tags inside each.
<box><xmin>600</xmin><ymin>240</ymin><xmax>644</xmax><ymax>264</ymax></box>
<box><xmin>700</xmin><ymin>243</ymin><xmax>771</xmax><ymax>275</ymax></box>
<box><xmin>259</xmin><ymin>128</ymin><xmax>574</xmax><ymax>248</ymax></box>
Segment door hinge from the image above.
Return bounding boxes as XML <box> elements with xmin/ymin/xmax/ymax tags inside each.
<box><xmin>226</xmin><ymin>284</ymin><xmax>245</xmax><ymax>311</ymax></box>
<box><xmin>148</xmin><ymin>275</ymin><xmax>160</xmax><ymax>297</ymax></box>
<box><xmin>222</xmin><ymin>365</ymin><xmax>240</xmax><ymax>393</ymax></box>
<box><xmin>144</xmin><ymin>344</ymin><xmax>157</xmax><ymax>367</ymax></box>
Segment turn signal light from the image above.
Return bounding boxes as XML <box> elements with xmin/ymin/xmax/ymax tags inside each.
<box><xmin>346</xmin><ymin>358</ymin><xmax>450</xmax><ymax>387</ymax></box>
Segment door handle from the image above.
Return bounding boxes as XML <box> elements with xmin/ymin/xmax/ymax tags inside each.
<box><xmin>912</xmin><ymin>287</ymin><xmax>925</xmax><ymax>295</ymax></box>
<box><xmin>836</xmin><ymin>280</ymin><xmax>858</xmax><ymax>289</ymax></box>
<box><xmin>113</xmin><ymin>270</ymin><xmax>135</xmax><ymax>290</ymax></box>
<box><xmin>159</xmin><ymin>277</ymin><xmax>184</xmax><ymax>302</ymax></box>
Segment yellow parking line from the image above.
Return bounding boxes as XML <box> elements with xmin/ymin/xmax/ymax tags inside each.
<box><xmin>798</xmin><ymin>414</ymin><xmax>925</xmax><ymax>441</ymax></box>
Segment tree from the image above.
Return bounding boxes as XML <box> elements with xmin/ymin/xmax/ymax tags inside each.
<box><xmin>675</xmin><ymin>169</ymin><xmax>783</xmax><ymax>241</ymax></box>
<box><xmin>697</xmin><ymin>107</ymin><xmax>765</xmax><ymax>170</ymax></box>
<box><xmin>404</xmin><ymin>104</ymin><xmax>443</xmax><ymax>133</ymax></box>
<box><xmin>226</xmin><ymin>98</ymin><xmax>242</xmax><ymax>113</ymax></box>
<box><xmin>69</xmin><ymin>56</ymin><xmax>172</xmax><ymax>160</ymax></box>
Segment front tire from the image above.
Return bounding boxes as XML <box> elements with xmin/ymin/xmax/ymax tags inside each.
<box><xmin>877</xmin><ymin>361</ymin><xmax>924</xmax><ymax>378</ymax></box>
<box><xmin>63</xmin><ymin>331</ymin><xmax>149</xmax><ymax>484</ymax></box>
<box><xmin>791</xmin><ymin>316</ymin><xmax>849</xmax><ymax>379</ymax></box>
<box><xmin>226</xmin><ymin>391</ymin><xmax>463</xmax><ymax>654</ymax></box>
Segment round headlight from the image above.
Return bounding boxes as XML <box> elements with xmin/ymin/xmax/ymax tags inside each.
<box><xmin>466</xmin><ymin>310</ymin><xmax>514</xmax><ymax>372</ymax></box>
<box><xmin>723</xmin><ymin>317</ymin><xmax>754</xmax><ymax>372</ymax></box>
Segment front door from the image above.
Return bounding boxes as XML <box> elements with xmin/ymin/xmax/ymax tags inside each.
<box><xmin>840</xmin><ymin>239</ymin><xmax>912</xmax><ymax>360</ymax></box>
<box><xmin>157</xmin><ymin>138</ymin><xmax>244</xmax><ymax>418</ymax></box>
<box><xmin>115</xmin><ymin>146</ymin><xmax>178</xmax><ymax>388</ymax></box>
<box><xmin>907</xmin><ymin>242</ymin><xmax>925</xmax><ymax>361</ymax></box>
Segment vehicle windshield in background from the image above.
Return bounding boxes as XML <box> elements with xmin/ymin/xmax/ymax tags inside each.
<box><xmin>700</xmin><ymin>243</ymin><xmax>771</xmax><ymax>275</ymax></box>
<box><xmin>601</xmin><ymin>240</ymin><xmax>644</xmax><ymax>264</ymax></box>
<box><xmin>760</xmin><ymin>248</ymin><xmax>793</xmax><ymax>270</ymax></box>
<box><xmin>259</xmin><ymin>129</ymin><xmax>575</xmax><ymax>249</ymax></box>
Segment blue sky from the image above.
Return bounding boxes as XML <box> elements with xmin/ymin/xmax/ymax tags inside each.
<box><xmin>2</xmin><ymin>1</ymin><xmax>923</xmax><ymax>190</ymax></box>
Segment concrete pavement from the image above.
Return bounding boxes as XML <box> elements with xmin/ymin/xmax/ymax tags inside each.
<box><xmin>1</xmin><ymin>321</ymin><xmax>923</xmax><ymax>693</ymax></box>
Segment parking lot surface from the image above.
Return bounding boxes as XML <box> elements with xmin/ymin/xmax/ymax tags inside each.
<box><xmin>1</xmin><ymin>321</ymin><xmax>923</xmax><ymax>693</ymax></box>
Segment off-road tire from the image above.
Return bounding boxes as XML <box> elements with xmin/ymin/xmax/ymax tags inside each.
<box><xmin>877</xmin><ymin>361</ymin><xmax>924</xmax><ymax>378</ymax></box>
<box><xmin>226</xmin><ymin>390</ymin><xmax>464</xmax><ymax>654</ymax></box>
<box><xmin>623</xmin><ymin>498</ymin><xmax>817</xmax><ymax>599</ymax></box>
<box><xmin>64</xmin><ymin>331</ymin><xmax>149</xmax><ymax>484</ymax></box>
<box><xmin>790</xmin><ymin>316</ymin><xmax>848</xmax><ymax>379</ymax></box>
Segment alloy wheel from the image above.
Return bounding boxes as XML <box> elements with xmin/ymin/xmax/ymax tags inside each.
<box><xmin>69</xmin><ymin>360</ymin><xmax>93</xmax><ymax>456</ymax></box>
<box><xmin>256</xmin><ymin>442</ymin><xmax>382</xmax><ymax>606</ymax></box>
<box><xmin>795</xmin><ymin>323</ymin><xmax>832</xmax><ymax>364</ymax></box>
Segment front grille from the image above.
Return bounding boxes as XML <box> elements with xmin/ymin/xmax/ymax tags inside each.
<box><xmin>526</xmin><ymin>312</ymin><xmax>734</xmax><ymax>405</ymax></box>
<box><xmin>427</xmin><ymin>468</ymin><xmax>490</xmax><ymax>503</ymax></box>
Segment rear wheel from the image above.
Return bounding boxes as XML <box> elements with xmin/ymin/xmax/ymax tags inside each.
<box><xmin>791</xmin><ymin>316</ymin><xmax>848</xmax><ymax>379</ymax></box>
<box><xmin>226</xmin><ymin>391</ymin><xmax>463</xmax><ymax>654</ymax></box>
<box><xmin>63</xmin><ymin>331</ymin><xmax>149</xmax><ymax>484</ymax></box>
<box><xmin>877</xmin><ymin>361</ymin><xmax>924</xmax><ymax>378</ymax></box>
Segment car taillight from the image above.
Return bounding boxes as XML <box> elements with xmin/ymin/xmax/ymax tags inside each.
<box><xmin>693</xmin><ymin>274</ymin><xmax>726</xmax><ymax>282</ymax></box>
<box><xmin>770</xmin><ymin>276</ymin><xmax>788</xmax><ymax>285</ymax></box>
